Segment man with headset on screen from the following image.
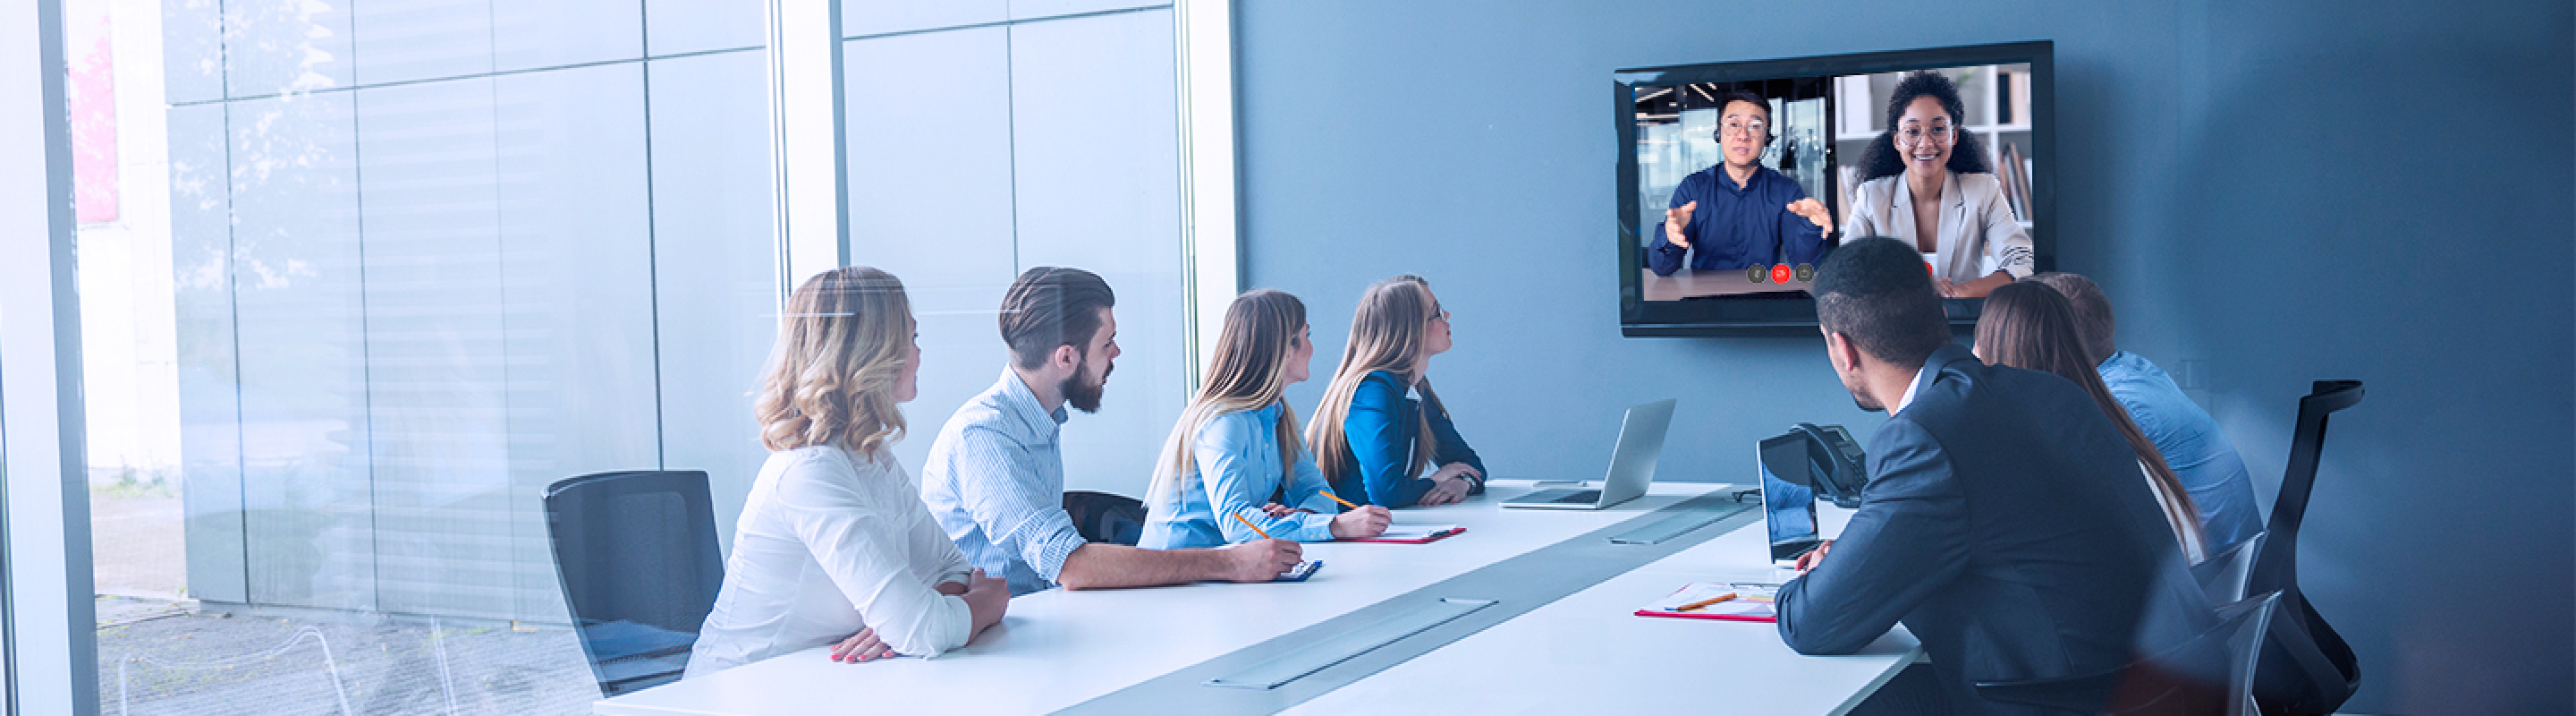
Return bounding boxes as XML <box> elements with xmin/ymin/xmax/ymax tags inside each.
<box><xmin>1645</xmin><ymin>88</ymin><xmax>1835</xmax><ymax>277</ymax></box>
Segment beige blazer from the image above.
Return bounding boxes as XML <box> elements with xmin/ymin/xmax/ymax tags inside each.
<box><xmin>1845</xmin><ymin>170</ymin><xmax>2035</xmax><ymax>282</ymax></box>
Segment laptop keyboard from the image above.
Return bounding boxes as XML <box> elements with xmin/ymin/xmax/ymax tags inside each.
<box><xmin>1551</xmin><ymin>490</ymin><xmax>1602</xmax><ymax>504</ymax></box>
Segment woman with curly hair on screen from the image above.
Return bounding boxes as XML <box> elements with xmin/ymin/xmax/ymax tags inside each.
<box><xmin>1844</xmin><ymin>71</ymin><xmax>2035</xmax><ymax>298</ymax></box>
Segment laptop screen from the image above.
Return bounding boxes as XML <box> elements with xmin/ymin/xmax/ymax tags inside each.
<box><xmin>1758</xmin><ymin>435</ymin><xmax>1821</xmax><ymax>561</ymax></box>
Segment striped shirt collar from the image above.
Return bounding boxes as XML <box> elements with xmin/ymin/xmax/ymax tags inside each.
<box><xmin>992</xmin><ymin>369</ymin><xmax>1071</xmax><ymax>439</ymax></box>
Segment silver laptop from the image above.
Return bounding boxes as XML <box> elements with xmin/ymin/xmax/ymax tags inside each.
<box><xmin>1758</xmin><ymin>432</ymin><xmax>1825</xmax><ymax>567</ymax></box>
<box><xmin>1502</xmin><ymin>399</ymin><xmax>1676</xmax><ymax>509</ymax></box>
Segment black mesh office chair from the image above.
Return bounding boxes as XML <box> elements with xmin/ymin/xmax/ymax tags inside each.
<box><xmin>545</xmin><ymin>470</ymin><xmax>727</xmax><ymax>696</ymax></box>
<box><xmin>2242</xmin><ymin>380</ymin><xmax>2365</xmax><ymax>714</ymax></box>
<box><xmin>1974</xmin><ymin>591</ymin><xmax>2283</xmax><ymax>716</ymax></box>
<box><xmin>2191</xmin><ymin>532</ymin><xmax>2266</xmax><ymax>605</ymax></box>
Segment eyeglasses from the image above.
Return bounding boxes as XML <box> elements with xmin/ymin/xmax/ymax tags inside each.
<box><xmin>1716</xmin><ymin>118</ymin><xmax>1768</xmax><ymax>139</ymax></box>
<box><xmin>1892</xmin><ymin>123</ymin><xmax>1954</xmax><ymax>149</ymax></box>
<box><xmin>1428</xmin><ymin>305</ymin><xmax>1451</xmax><ymax>323</ymax></box>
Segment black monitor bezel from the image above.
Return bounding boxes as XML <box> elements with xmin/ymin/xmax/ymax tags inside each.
<box><xmin>1615</xmin><ymin>40</ymin><xmax>2055</xmax><ymax>337</ymax></box>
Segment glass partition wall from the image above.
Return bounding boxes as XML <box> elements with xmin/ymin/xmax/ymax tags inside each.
<box><xmin>86</xmin><ymin>0</ymin><xmax>774</xmax><ymax>711</ymax></box>
<box><xmin>47</xmin><ymin>0</ymin><xmax>1199</xmax><ymax>712</ymax></box>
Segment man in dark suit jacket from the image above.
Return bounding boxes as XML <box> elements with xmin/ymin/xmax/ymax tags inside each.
<box><xmin>1777</xmin><ymin>237</ymin><xmax>2210</xmax><ymax>714</ymax></box>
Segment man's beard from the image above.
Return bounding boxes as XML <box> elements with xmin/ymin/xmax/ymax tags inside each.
<box><xmin>1843</xmin><ymin>369</ymin><xmax>1885</xmax><ymax>413</ymax></box>
<box><xmin>1059</xmin><ymin>354</ymin><xmax>1113</xmax><ymax>413</ymax></box>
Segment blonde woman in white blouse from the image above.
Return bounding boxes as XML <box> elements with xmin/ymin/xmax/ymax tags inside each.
<box><xmin>685</xmin><ymin>267</ymin><xmax>1010</xmax><ymax>678</ymax></box>
<box><xmin>1843</xmin><ymin>71</ymin><xmax>2035</xmax><ymax>298</ymax></box>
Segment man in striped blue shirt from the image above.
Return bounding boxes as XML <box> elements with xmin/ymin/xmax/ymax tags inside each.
<box><xmin>920</xmin><ymin>267</ymin><xmax>1305</xmax><ymax>595</ymax></box>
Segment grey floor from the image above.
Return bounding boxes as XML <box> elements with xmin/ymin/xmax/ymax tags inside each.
<box><xmin>97</xmin><ymin>604</ymin><xmax>599</xmax><ymax>716</ymax></box>
<box><xmin>90</xmin><ymin>488</ymin><xmax>605</xmax><ymax>715</ymax></box>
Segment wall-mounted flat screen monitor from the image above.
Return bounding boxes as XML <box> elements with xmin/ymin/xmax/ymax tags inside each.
<box><xmin>1616</xmin><ymin>41</ymin><xmax>2054</xmax><ymax>337</ymax></box>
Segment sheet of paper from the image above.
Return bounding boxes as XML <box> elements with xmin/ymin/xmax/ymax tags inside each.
<box><xmin>1640</xmin><ymin>582</ymin><xmax>1778</xmax><ymax>619</ymax></box>
<box><xmin>1373</xmin><ymin>524</ymin><xmax>1462</xmax><ymax>541</ymax></box>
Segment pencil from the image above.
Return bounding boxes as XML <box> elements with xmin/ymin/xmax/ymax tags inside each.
<box><xmin>1319</xmin><ymin>490</ymin><xmax>1361</xmax><ymax>510</ymax></box>
<box><xmin>1231</xmin><ymin>512</ymin><xmax>1274</xmax><ymax>540</ymax></box>
<box><xmin>1674</xmin><ymin>593</ymin><xmax>1737</xmax><ymax>612</ymax></box>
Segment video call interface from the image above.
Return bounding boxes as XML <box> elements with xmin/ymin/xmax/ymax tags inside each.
<box><xmin>1635</xmin><ymin>63</ymin><xmax>2040</xmax><ymax>301</ymax></box>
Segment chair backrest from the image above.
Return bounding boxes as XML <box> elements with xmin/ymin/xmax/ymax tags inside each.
<box><xmin>545</xmin><ymin>470</ymin><xmax>727</xmax><ymax>696</ymax></box>
<box><xmin>2217</xmin><ymin>592</ymin><xmax>2285</xmax><ymax>716</ymax></box>
<box><xmin>2246</xmin><ymin>380</ymin><xmax>2361</xmax><ymax>599</ymax></box>
<box><xmin>2242</xmin><ymin>379</ymin><xmax>2363</xmax><ymax>714</ymax></box>
<box><xmin>2191</xmin><ymin>532</ymin><xmax>2266</xmax><ymax>606</ymax></box>
<box><xmin>1974</xmin><ymin>588</ymin><xmax>2284</xmax><ymax>715</ymax></box>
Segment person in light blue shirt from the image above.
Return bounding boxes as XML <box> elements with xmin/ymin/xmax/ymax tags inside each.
<box><xmin>2032</xmin><ymin>272</ymin><xmax>2266</xmax><ymax>553</ymax></box>
<box><xmin>920</xmin><ymin>268</ymin><xmax>1305</xmax><ymax>596</ymax></box>
<box><xmin>1141</xmin><ymin>289</ymin><xmax>1393</xmax><ymax>549</ymax></box>
<box><xmin>1143</xmin><ymin>402</ymin><xmax>1343</xmax><ymax>547</ymax></box>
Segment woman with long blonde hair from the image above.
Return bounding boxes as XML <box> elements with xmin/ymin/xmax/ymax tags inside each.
<box><xmin>1308</xmin><ymin>276</ymin><xmax>1486</xmax><ymax>507</ymax></box>
<box><xmin>1139</xmin><ymin>290</ymin><xmax>1392</xmax><ymax>548</ymax></box>
<box><xmin>687</xmin><ymin>267</ymin><xmax>1009</xmax><ymax>678</ymax></box>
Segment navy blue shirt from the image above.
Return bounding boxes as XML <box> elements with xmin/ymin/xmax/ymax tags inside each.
<box><xmin>1646</xmin><ymin>165</ymin><xmax>1826</xmax><ymax>276</ymax></box>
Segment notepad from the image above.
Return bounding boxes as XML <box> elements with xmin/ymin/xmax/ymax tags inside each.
<box><xmin>1274</xmin><ymin>560</ymin><xmax>1323</xmax><ymax>582</ymax></box>
<box><xmin>1347</xmin><ymin>524</ymin><xmax>1465</xmax><ymax>544</ymax></box>
<box><xmin>1634</xmin><ymin>581</ymin><xmax>1777</xmax><ymax>622</ymax></box>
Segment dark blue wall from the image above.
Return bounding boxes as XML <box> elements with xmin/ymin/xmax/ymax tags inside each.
<box><xmin>1235</xmin><ymin>1</ymin><xmax>2573</xmax><ymax>712</ymax></box>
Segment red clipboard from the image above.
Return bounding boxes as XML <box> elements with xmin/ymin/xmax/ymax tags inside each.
<box><xmin>1633</xmin><ymin>582</ymin><xmax>1777</xmax><ymax>622</ymax></box>
<box><xmin>1345</xmin><ymin>526</ymin><xmax>1466</xmax><ymax>544</ymax></box>
<box><xmin>1632</xmin><ymin>608</ymin><xmax>1776</xmax><ymax>623</ymax></box>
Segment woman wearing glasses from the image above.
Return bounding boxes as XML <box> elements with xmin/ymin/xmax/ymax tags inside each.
<box><xmin>1844</xmin><ymin>71</ymin><xmax>2034</xmax><ymax>298</ymax></box>
<box><xmin>1645</xmin><ymin>89</ymin><xmax>1835</xmax><ymax>277</ymax></box>
<box><xmin>1308</xmin><ymin>276</ymin><xmax>1487</xmax><ymax>507</ymax></box>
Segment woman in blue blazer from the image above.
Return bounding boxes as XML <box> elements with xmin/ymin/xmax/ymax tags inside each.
<box><xmin>1308</xmin><ymin>276</ymin><xmax>1487</xmax><ymax>507</ymax></box>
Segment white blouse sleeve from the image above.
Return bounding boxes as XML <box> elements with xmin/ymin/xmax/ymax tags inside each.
<box><xmin>899</xmin><ymin>464</ymin><xmax>975</xmax><ymax>590</ymax></box>
<box><xmin>923</xmin><ymin>517</ymin><xmax>973</xmax><ymax>591</ymax></box>
<box><xmin>773</xmin><ymin>455</ymin><xmax>975</xmax><ymax>657</ymax></box>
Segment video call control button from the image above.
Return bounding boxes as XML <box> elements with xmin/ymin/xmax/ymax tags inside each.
<box><xmin>1747</xmin><ymin>264</ymin><xmax>1767</xmax><ymax>283</ymax></box>
<box><xmin>1795</xmin><ymin>263</ymin><xmax>1815</xmax><ymax>282</ymax></box>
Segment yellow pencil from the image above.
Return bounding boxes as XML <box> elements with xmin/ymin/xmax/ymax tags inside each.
<box><xmin>1231</xmin><ymin>512</ymin><xmax>1274</xmax><ymax>540</ymax></box>
<box><xmin>1319</xmin><ymin>490</ymin><xmax>1361</xmax><ymax>510</ymax></box>
<box><xmin>1674</xmin><ymin>593</ymin><xmax>1737</xmax><ymax>612</ymax></box>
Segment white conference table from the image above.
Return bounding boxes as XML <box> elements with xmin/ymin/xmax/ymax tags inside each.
<box><xmin>597</xmin><ymin>480</ymin><xmax>1914</xmax><ymax>715</ymax></box>
<box><xmin>1284</xmin><ymin>497</ymin><xmax>1920</xmax><ymax>716</ymax></box>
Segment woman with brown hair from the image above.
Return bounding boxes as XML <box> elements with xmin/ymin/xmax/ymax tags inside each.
<box><xmin>1308</xmin><ymin>276</ymin><xmax>1487</xmax><ymax>507</ymax></box>
<box><xmin>1138</xmin><ymin>289</ymin><xmax>1392</xmax><ymax>549</ymax></box>
<box><xmin>686</xmin><ymin>267</ymin><xmax>1009</xmax><ymax>678</ymax></box>
<box><xmin>1972</xmin><ymin>280</ymin><xmax>2207</xmax><ymax>564</ymax></box>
